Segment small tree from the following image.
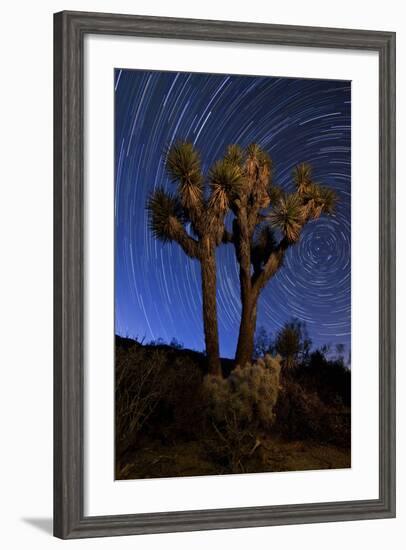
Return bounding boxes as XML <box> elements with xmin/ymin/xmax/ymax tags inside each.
<box><xmin>274</xmin><ymin>319</ymin><xmax>312</xmax><ymax>369</ymax></box>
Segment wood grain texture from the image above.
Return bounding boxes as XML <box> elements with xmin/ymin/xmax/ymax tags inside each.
<box><xmin>53</xmin><ymin>10</ymin><xmax>396</xmax><ymax>539</ymax></box>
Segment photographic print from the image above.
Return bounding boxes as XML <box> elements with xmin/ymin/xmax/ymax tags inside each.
<box><xmin>114</xmin><ymin>69</ymin><xmax>351</xmax><ymax>480</ymax></box>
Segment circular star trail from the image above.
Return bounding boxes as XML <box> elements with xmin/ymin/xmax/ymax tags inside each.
<box><xmin>115</xmin><ymin>69</ymin><xmax>351</xmax><ymax>358</ymax></box>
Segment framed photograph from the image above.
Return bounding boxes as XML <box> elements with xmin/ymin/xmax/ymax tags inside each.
<box><xmin>54</xmin><ymin>10</ymin><xmax>396</xmax><ymax>539</ymax></box>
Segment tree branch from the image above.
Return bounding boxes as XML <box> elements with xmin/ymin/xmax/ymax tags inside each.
<box><xmin>168</xmin><ymin>216</ymin><xmax>200</xmax><ymax>259</ymax></box>
<box><xmin>232</xmin><ymin>212</ymin><xmax>252</xmax><ymax>296</ymax></box>
<box><xmin>252</xmin><ymin>237</ymin><xmax>290</xmax><ymax>294</ymax></box>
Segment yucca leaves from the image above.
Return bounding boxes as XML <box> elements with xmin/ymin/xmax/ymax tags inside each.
<box><xmin>293</xmin><ymin>162</ymin><xmax>313</xmax><ymax>194</ymax></box>
<box><xmin>293</xmin><ymin>162</ymin><xmax>337</xmax><ymax>218</ymax></box>
<box><xmin>208</xmin><ymin>159</ymin><xmax>245</xmax><ymax>211</ymax></box>
<box><xmin>166</xmin><ymin>141</ymin><xmax>202</xmax><ymax>186</ymax></box>
<box><xmin>147</xmin><ymin>188</ymin><xmax>183</xmax><ymax>243</ymax></box>
<box><xmin>245</xmin><ymin>143</ymin><xmax>271</xmax><ymax>178</ymax></box>
<box><xmin>225</xmin><ymin>144</ymin><xmax>244</xmax><ymax>166</ymax></box>
<box><xmin>165</xmin><ymin>141</ymin><xmax>204</xmax><ymax>214</ymax></box>
<box><xmin>147</xmin><ymin>187</ymin><xmax>200</xmax><ymax>259</ymax></box>
<box><xmin>247</xmin><ymin>143</ymin><xmax>271</xmax><ymax>166</ymax></box>
<box><xmin>258</xmin><ymin>149</ymin><xmax>272</xmax><ymax>169</ymax></box>
<box><xmin>303</xmin><ymin>183</ymin><xmax>337</xmax><ymax>218</ymax></box>
<box><xmin>246</xmin><ymin>142</ymin><xmax>262</xmax><ymax>158</ymax></box>
<box><xmin>314</xmin><ymin>185</ymin><xmax>337</xmax><ymax>215</ymax></box>
<box><xmin>268</xmin><ymin>193</ymin><xmax>305</xmax><ymax>243</ymax></box>
<box><xmin>268</xmin><ymin>184</ymin><xmax>283</xmax><ymax>205</ymax></box>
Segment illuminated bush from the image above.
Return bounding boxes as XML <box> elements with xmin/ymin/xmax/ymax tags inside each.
<box><xmin>203</xmin><ymin>355</ymin><xmax>281</xmax><ymax>472</ymax></box>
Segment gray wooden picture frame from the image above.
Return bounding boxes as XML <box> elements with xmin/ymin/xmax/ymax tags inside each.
<box><xmin>54</xmin><ymin>10</ymin><xmax>396</xmax><ymax>539</ymax></box>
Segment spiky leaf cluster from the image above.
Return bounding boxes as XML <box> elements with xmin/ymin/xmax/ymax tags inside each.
<box><xmin>268</xmin><ymin>184</ymin><xmax>283</xmax><ymax>205</ymax></box>
<box><xmin>246</xmin><ymin>143</ymin><xmax>271</xmax><ymax>168</ymax></box>
<box><xmin>245</xmin><ymin>143</ymin><xmax>272</xmax><ymax>199</ymax></box>
<box><xmin>293</xmin><ymin>162</ymin><xmax>337</xmax><ymax>219</ymax></box>
<box><xmin>165</xmin><ymin>141</ymin><xmax>204</xmax><ymax>214</ymax></box>
<box><xmin>224</xmin><ymin>144</ymin><xmax>244</xmax><ymax>166</ymax></box>
<box><xmin>147</xmin><ymin>188</ymin><xmax>183</xmax><ymax>243</ymax></box>
<box><xmin>304</xmin><ymin>183</ymin><xmax>337</xmax><ymax>217</ymax></box>
<box><xmin>293</xmin><ymin>162</ymin><xmax>313</xmax><ymax>194</ymax></box>
<box><xmin>208</xmin><ymin>159</ymin><xmax>245</xmax><ymax>212</ymax></box>
<box><xmin>268</xmin><ymin>193</ymin><xmax>306</xmax><ymax>243</ymax></box>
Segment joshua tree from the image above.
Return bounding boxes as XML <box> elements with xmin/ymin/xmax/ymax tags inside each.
<box><xmin>147</xmin><ymin>141</ymin><xmax>240</xmax><ymax>376</ymax></box>
<box><xmin>148</xmin><ymin>140</ymin><xmax>336</xmax><ymax>372</ymax></box>
<box><xmin>215</xmin><ymin>144</ymin><xmax>336</xmax><ymax>367</ymax></box>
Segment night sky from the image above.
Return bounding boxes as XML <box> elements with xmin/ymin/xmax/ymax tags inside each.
<box><xmin>114</xmin><ymin>69</ymin><xmax>351</xmax><ymax>359</ymax></box>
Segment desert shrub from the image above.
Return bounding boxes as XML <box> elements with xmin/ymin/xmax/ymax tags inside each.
<box><xmin>115</xmin><ymin>345</ymin><xmax>165</xmax><ymax>453</ymax></box>
<box><xmin>205</xmin><ymin>354</ymin><xmax>282</xmax><ymax>429</ymax></box>
<box><xmin>275</xmin><ymin>378</ymin><xmax>350</xmax><ymax>447</ymax></box>
<box><xmin>116</xmin><ymin>336</ymin><xmax>209</xmax><ymax>448</ymax></box>
<box><xmin>203</xmin><ymin>355</ymin><xmax>281</xmax><ymax>472</ymax></box>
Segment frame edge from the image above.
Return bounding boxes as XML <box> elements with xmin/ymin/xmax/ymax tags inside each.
<box><xmin>54</xmin><ymin>10</ymin><xmax>84</xmax><ymax>539</ymax></box>
<box><xmin>53</xmin><ymin>10</ymin><xmax>396</xmax><ymax>539</ymax></box>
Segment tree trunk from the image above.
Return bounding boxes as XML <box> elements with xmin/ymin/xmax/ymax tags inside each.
<box><xmin>235</xmin><ymin>292</ymin><xmax>258</xmax><ymax>367</ymax></box>
<box><xmin>232</xmin><ymin>210</ymin><xmax>259</xmax><ymax>368</ymax></box>
<box><xmin>201</xmin><ymin>248</ymin><xmax>221</xmax><ymax>376</ymax></box>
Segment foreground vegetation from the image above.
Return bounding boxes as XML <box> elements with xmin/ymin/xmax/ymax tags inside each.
<box><xmin>115</xmin><ymin>329</ymin><xmax>350</xmax><ymax>479</ymax></box>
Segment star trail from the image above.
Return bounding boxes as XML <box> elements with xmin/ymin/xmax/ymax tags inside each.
<box><xmin>115</xmin><ymin>69</ymin><xmax>351</xmax><ymax>359</ymax></box>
